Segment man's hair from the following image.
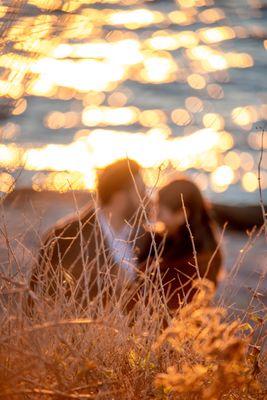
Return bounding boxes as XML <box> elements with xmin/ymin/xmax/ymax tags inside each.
<box><xmin>97</xmin><ymin>159</ymin><xmax>142</xmax><ymax>206</ymax></box>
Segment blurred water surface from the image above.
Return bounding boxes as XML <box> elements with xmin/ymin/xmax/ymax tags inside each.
<box><xmin>0</xmin><ymin>0</ymin><xmax>267</xmax><ymax>204</ymax></box>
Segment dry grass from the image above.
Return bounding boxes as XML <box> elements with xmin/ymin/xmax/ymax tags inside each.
<box><xmin>0</xmin><ymin>200</ymin><xmax>266</xmax><ymax>400</ymax></box>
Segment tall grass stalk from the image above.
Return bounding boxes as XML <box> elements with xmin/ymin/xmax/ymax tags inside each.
<box><xmin>0</xmin><ymin>194</ymin><xmax>266</xmax><ymax>399</ymax></box>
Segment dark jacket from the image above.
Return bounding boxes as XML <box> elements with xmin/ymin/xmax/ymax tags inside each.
<box><xmin>28</xmin><ymin>203</ymin><xmax>150</xmax><ymax>311</ymax></box>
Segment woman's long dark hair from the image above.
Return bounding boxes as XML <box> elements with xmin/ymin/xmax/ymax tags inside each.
<box><xmin>158</xmin><ymin>178</ymin><xmax>219</xmax><ymax>259</ymax></box>
<box><xmin>152</xmin><ymin>178</ymin><xmax>222</xmax><ymax>311</ymax></box>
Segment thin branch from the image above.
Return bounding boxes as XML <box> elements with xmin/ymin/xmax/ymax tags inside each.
<box><xmin>181</xmin><ymin>193</ymin><xmax>200</xmax><ymax>279</ymax></box>
<box><xmin>257</xmin><ymin>127</ymin><xmax>267</xmax><ymax>241</ymax></box>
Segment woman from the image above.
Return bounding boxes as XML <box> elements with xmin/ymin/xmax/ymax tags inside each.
<box><xmin>152</xmin><ymin>178</ymin><xmax>222</xmax><ymax>312</ymax></box>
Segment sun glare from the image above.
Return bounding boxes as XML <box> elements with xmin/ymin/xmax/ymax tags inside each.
<box><xmin>0</xmin><ymin>0</ymin><xmax>263</xmax><ymax>196</ymax></box>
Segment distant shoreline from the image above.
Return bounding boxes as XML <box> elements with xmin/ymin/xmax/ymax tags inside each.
<box><xmin>2</xmin><ymin>188</ymin><xmax>265</xmax><ymax>231</ymax></box>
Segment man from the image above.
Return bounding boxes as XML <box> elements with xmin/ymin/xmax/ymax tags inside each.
<box><xmin>28</xmin><ymin>159</ymin><xmax>151</xmax><ymax>312</ymax></box>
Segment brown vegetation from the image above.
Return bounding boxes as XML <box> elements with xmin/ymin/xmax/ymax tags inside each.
<box><xmin>0</xmin><ymin>208</ymin><xmax>266</xmax><ymax>400</ymax></box>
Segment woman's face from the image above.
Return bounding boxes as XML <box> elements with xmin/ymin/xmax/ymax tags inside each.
<box><xmin>157</xmin><ymin>204</ymin><xmax>186</xmax><ymax>235</ymax></box>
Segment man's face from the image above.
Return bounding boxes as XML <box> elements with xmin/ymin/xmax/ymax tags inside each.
<box><xmin>124</xmin><ymin>173</ymin><xmax>146</xmax><ymax>221</ymax></box>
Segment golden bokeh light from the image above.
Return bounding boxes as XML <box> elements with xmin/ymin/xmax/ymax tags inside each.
<box><xmin>211</xmin><ymin>165</ymin><xmax>235</xmax><ymax>192</ymax></box>
<box><xmin>0</xmin><ymin>123</ymin><xmax>20</xmax><ymax>141</ymax></box>
<box><xmin>0</xmin><ymin>173</ymin><xmax>15</xmax><ymax>194</ymax></box>
<box><xmin>0</xmin><ymin>144</ymin><xmax>22</xmax><ymax>169</ymax></box>
<box><xmin>32</xmin><ymin>171</ymin><xmax>90</xmax><ymax>192</ymax></box>
<box><xmin>218</xmin><ymin>132</ymin><xmax>234</xmax><ymax>152</ymax></box>
<box><xmin>0</xmin><ymin>0</ymin><xmax>263</xmax><ymax>196</ymax></box>
<box><xmin>185</xmin><ymin>97</ymin><xmax>203</xmax><ymax>113</ymax></box>
<box><xmin>146</xmin><ymin>31</ymin><xmax>199</xmax><ymax>51</ymax></box>
<box><xmin>140</xmin><ymin>53</ymin><xmax>177</xmax><ymax>83</ymax></box>
<box><xmin>45</xmin><ymin>112</ymin><xmax>66</xmax><ymax>130</ymax></box>
<box><xmin>203</xmin><ymin>113</ymin><xmax>225</xmax><ymax>131</ymax></box>
<box><xmin>248</xmin><ymin>131</ymin><xmax>267</xmax><ymax>150</ymax></box>
<box><xmin>242</xmin><ymin>172</ymin><xmax>258</xmax><ymax>192</ymax></box>
<box><xmin>202</xmin><ymin>54</ymin><xmax>228</xmax><ymax>71</ymax></box>
<box><xmin>224</xmin><ymin>151</ymin><xmax>241</xmax><ymax>170</ymax></box>
<box><xmin>231</xmin><ymin>106</ymin><xmax>258</xmax><ymax>126</ymax></box>
<box><xmin>260</xmin><ymin>104</ymin><xmax>267</xmax><ymax>120</ymax></box>
<box><xmin>192</xmin><ymin>173</ymin><xmax>209</xmax><ymax>191</ymax></box>
<box><xmin>30</xmin><ymin>57</ymin><xmax>126</xmax><ymax>92</ymax></box>
<box><xmin>187</xmin><ymin>73</ymin><xmax>206</xmax><ymax>90</ymax></box>
<box><xmin>171</xmin><ymin>109</ymin><xmax>192</xmax><ymax>126</ymax></box>
<box><xmin>108</xmin><ymin>92</ymin><xmax>128</xmax><ymax>107</ymax></box>
<box><xmin>226</xmin><ymin>53</ymin><xmax>254</xmax><ymax>68</ymax></box>
<box><xmin>82</xmin><ymin>106</ymin><xmax>139</xmax><ymax>127</ymax></box>
<box><xmin>198</xmin><ymin>8</ymin><xmax>225</xmax><ymax>24</ymax></box>
<box><xmin>0</xmin><ymin>127</ymin><xmax>233</xmax><ymax>190</ymax></box>
<box><xmin>44</xmin><ymin>111</ymin><xmax>80</xmax><ymax>130</ymax></box>
<box><xmin>206</xmin><ymin>84</ymin><xmax>224</xmax><ymax>99</ymax></box>
<box><xmin>168</xmin><ymin>10</ymin><xmax>196</xmax><ymax>26</ymax></box>
<box><xmin>28</xmin><ymin>0</ymin><xmax>63</xmax><ymax>11</ymax></box>
<box><xmin>12</xmin><ymin>99</ymin><xmax>27</xmax><ymax>116</ymax></box>
<box><xmin>176</xmin><ymin>0</ymin><xmax>198</xmax><ymax>8</ymax></box>
<box><xmin>83</xmin><ymin>92</ymin><xmax>105</xmax><ymax>107</ymax></box>
<box><xmin>139</xmin><ymin>110</ymin><xmax>167</xmax><ymax>128</ymax></box>
<box><xmin>198</xmin><ymin>27</ymin><xmax>236</xmax><ymax>44</ymax></box>
<box><xmin>240</xmin><ymin>152</ymin><xmax>254</xmax><ymax>171</ymax></box>
<box><xmin>106</xmin><ymin>9</ymin><xmax>165</xmax><ymax>29</ymax></box>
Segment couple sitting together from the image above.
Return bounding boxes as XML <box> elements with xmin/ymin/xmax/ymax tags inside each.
<box><xmin>29</xmin><ymin>159</ymin><xmax>222</xmax><ymax>315</ymax></box>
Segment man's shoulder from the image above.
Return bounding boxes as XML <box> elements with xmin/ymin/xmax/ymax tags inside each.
<box><xmin>43</xmin><ymin>202</ymin><xmax>96</xmax><ymax>244</ymax></box>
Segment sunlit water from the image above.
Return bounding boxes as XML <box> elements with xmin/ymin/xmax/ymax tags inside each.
<box><xmin>0</xmin><ymin>0</ymin><xmax>267</xmax><ymax>204</ymax></box>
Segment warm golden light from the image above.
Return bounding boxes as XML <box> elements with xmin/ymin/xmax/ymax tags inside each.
<box><xmin>28</xmin><ymin>0</ymin><xmax>62</xmax><ymax>11</ymax></box>
<box><xmin>0</xmin><ymin>0</ymin><xmax>262</xmax><ymax>196</ymax></box>
<box><xmin>203</xmin><ymin>54</ymin><xmax>228</xmax><ymax>71</ymax></box>
<box><xmin>0</xmin><ymin>172</ymin><xmax>15</xmax><ymax>194</ymax></box>
<box><xmin>0</xmin><ymin>127</ymin><xmax>232</xmax><ymax>190</ymax></box>
<box><xmin>176</xmin><ymin>0</ymin><xmax>198</xmax><ymax>8</ymax></box>
<box><xmin>12</xmin><ymin>99</ymin><xmax>27</xmax><ymax>116</ymax></box>
<box><xmin>171</xmin><ymin>109</ymin><xmax>192</xmax><ymax>126</ymax></box>
<box><xmin>108</xmin><ymin>92</ymin><xmax>128</xmax><ymax>107</ymax></box>
<box><xmin>218</xmin><ymin>132</ymin><xmax>234</xmax><ymax>152</ymax></box>
<box><xmin>0</xmin><ymin>144</ymin><xmax>22</xmax><ymax>168</ymax></box>
<box><xmin>0</xmin><ymin>123</ymin><xmax>20</xmax><ymax>140</ymax></box>
<box><xmin>32</xmin><ymin>171</ymin><xmax>90</xmax><ymax>192</ymax></box>
<box><xmin>211</xmin><ymin>165</ymin><xmax>234</xmax><ymax>192</ymax></box>
<box><xmin>139</xmin><ymin>110</ymin><xmax>167</xmax><ymax>128</ymax></box>
<box><xmin>198</xmin><ymin>27</ymin><xmax>235</xmax><ymax>44</ymax></box>
<box><xmin>226</xmin><ymin>53</ymin><xmax>254</xmax><ymax>68</ymax></box>
<box><xmin>231</xmin><ymin>106</ymin><xmax>258</xmax><ymax>126</ymax></box>
<box><xmin>207</xmin><ymin>84</ymin><xmax>224</xmax><ymax>99</ymax></box>
<box><xmin>240</xmin><ymin>152</ymin><xmax>254</xmax><ymax>171</ymax></box>
<box><xmin>248</xmin><ymin>131</ymin><xmax>267</xmax><ymax>150</ymax></box>
<box><xmin>30</xmin><ymin>58</ymin><xmax>126</xmax><ymax>92</ymax></box>
<box><xmin>140</xmin><ymin>53</ymin><xmax>177</xmax><ymax>83</ymax></box>
<box><xmin>187</xmin><ymin>74</ymin><xmax>206</xmax><ymax>90</ymax></box>
<box><xmin>185</xmin><ymin>97</ymin><xmax>203</xmax><ymax>113</ymax></box>
<box><xmin>224</xmin><ymin>151</ymin><xmax>241</xmax><ymax>170</ymax></box>
<box><xmin>44</xmin><ymin>111</ymin><xmax>80</xmax><ymax>129</ymax></box>
<box><xmin>203</xmin><ymin>113</ymin><xmax>225</xmax><ymax>131</ymax></box>
<box><xmin>242</xmin><ymin>172</ymin><xmax>258</xmax><ymax>192</ymax></box>
<box><xmin>146</xmin><ymin>31</ymin><xmax>198</xmax><ymax>51</ymax></box>
<box><xmin>168</xmin><ymin>10</ymin><xmax>196</xmax><ymax>26</ymax></box>
<box><xmin>198</xmin><ymin>8</ymin><xmax>225</xmax><ymax>24</ymax></box>
<box><xmin>106</xmin><ymin>9</ymin><xmax>165</xmax><ymax>28</ymax></box>
<box><xmin>82</xmin><ymin>106</ymin><xmax>139</xmax><ymax>127</ymax></box>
